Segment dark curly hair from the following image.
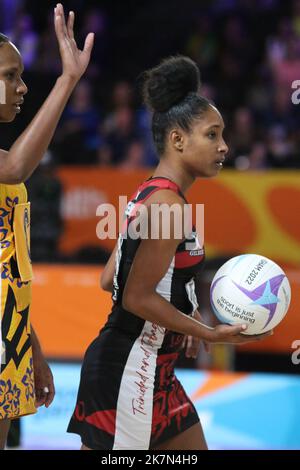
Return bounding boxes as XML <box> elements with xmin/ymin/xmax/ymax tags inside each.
<box><xmin>143</xmin><ymin>55</ymin><xmax>212</xmax><ymax>155</ymax></box>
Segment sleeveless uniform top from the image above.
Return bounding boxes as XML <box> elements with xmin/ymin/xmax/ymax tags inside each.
<box><xmin>103</xmin><ymin>176</ymin><xmax>205</xmax><ymax>346</ymax></box>
<box><xmin>68</xmin><ymin>176</ymin><xmax>205</xmax><ymax>449</ymax></box>
<box><xmin>0</xmin><ymin>183</ymin><xmax>36</xmax><ymax>420</ymax></box>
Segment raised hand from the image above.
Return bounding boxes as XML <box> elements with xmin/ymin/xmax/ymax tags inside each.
<box><xmin>54</xmin><ymin>3</ymin><xmax>94</xmax><ymax>82</ymax></box>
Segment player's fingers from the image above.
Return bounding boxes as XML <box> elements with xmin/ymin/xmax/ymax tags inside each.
<box><xmin>67</xmin><ymin>10</ymin><xmax>75</xmax><ymax>40</ymax></box>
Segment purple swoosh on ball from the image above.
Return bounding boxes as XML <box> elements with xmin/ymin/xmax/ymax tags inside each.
<box><xmin>232</xmin><ymin>274</ymin><xmax>285</xmax><ymax>328</ymax></box>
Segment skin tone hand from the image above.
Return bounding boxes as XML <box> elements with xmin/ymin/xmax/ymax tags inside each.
<box><xmin>33</xmin><ymin>353</ymin><xmax>55</xmax><ymax>408</ymax></box>
<box><xmin>208</xmin><ymin>324</ymin><xmax>273</xmax><ymax>344</ymax></box>
<box><xmin>183</xmin><ymin>310</ymin><xmax>273</xmax><ymax>358</ymax></box>
<box><xmin>54</xmin><ymin>3</ymin><xmax>94</xmax><ymax>82</ymax></box>
<box><xmin>31</xmin><ymin>327</ymin><xmax>55</xmax><ymax>408</ymax></box>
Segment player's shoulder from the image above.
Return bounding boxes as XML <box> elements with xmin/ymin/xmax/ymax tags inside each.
<box><xmin>145</xmin><ymin>188</ymin><xmax>185</xmax><ymax>207</ymax></box>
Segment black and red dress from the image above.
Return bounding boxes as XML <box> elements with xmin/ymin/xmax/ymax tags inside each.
<box><xmin>67</xmin><ymin>177</ymin><xmax>205</xmax><ymax>449</ymax></box>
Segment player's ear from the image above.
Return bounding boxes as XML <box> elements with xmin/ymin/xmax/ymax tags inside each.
<box><xmin>169</xmin><ymin>129</ymin><xmax>184</xmax><ymax>152</ymax></box>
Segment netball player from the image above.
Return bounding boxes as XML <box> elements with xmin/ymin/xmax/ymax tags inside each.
<box><xmin>68</xmin><ymin>56</ymin><xmax>271</xmax><ymax>450</ymax></box>
<box><xmin>0</xmin><ymin>3</ymin><xmax>94</xmax><ymax>449</ymax></box>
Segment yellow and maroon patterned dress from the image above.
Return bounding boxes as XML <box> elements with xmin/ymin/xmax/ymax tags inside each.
<box><xmin>0</xmin><ymin>183</ymin><xmax>36</xmax><ymax>420</ymax></box>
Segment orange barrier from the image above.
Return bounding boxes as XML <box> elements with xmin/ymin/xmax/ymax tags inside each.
<box><xmin>30</xmin><ymin>264</ymin><xmax>300</xmax><ymax>358</ymax></box>
<box><xmin>30</xmin><ymin>265</ymin><xmax>111</xmax><ymax>358</ymax></box>
<box><xmin>57</xmin><ymin>168</ymin><xmax>300</xmax><ymax>268</ymax></box>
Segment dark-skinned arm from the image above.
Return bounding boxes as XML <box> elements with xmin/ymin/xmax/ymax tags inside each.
<box><xmin>0</xmin><ymin>3</ymin><xmax>94</xmax><ymax>184</ymax></box>
<box><xmin>122</xmin><ymin>190</ymin><xmax>272</xmax><ymax>345</ymax></box>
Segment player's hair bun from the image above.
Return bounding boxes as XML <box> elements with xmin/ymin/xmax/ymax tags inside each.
<box><xmin>143</xmin><ymin>55</ymin><xmax>201</xmax><ymax>113</ymax></box>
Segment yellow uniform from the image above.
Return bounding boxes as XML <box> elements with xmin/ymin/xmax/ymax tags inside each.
<box><xmin>0</xmin><ymin>183</ymin><xmax>36</xmax><ymax>420</ymax></box>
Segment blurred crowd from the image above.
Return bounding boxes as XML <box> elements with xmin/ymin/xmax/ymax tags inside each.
<box><xmin>0</xmin><ymin>0</ymin><xmax>299</xmax><ymax>170</ymax></box>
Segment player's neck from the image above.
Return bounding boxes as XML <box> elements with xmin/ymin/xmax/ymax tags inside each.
<box><xmin>152</xmin><ymin>160</ymin><xmax>195</xmax><ymax>194</ymax></box>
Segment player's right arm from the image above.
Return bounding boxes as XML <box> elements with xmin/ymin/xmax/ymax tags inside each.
<box><xmin>0</xmin><ymin>4</ymin><xmax>94</xmax><ymax>184</ymax></box>
<box><xmin>122</xmin><ymin>190</ymin><xmax>272</xmax><ymax>345</ymax></box>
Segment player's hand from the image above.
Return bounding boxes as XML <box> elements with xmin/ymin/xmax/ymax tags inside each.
<box><xmin>207</xmin><ymin>323</ymin><xmax>273</xmax><ymax>344</ymax></box>
<box><xmin>33</xmin><ymin>354</ymin><xmax>55</xmax><ymax>408</ymax></box>
<box><xmin>54</xmin><ymin>3</ymin><xmax>94</xmax><ymax>82</ymax></box>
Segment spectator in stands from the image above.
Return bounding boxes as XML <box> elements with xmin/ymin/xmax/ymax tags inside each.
<box><xmin>26</xmin><ymin>151</ymin><xmax>63</xmax><ymax>261</ymax></box>
<box><xmin>99</xmin><ymin>106</ymin><xmax>142</xmax><ymax>166</ymax></box>
<box><xmin>54</xmin><ymin>80</ymin><xmax>101</xmax><ymax>164</ymax></box>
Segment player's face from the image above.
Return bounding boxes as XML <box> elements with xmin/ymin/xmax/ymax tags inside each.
<box><xmin>182</xmin><ymin>105</ymin><xmax>228</xmax><ymax>178</ymax></box>
<box><xmin>0</xmin><ymin>42</ymin><xmax>27</xmax><ymax>122</ymax></box>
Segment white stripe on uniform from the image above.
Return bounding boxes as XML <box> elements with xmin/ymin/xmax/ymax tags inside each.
<box><xmin>113</xmin><ymin>258</ymin><xmax>174</xmax><ymax>449</ymax></box>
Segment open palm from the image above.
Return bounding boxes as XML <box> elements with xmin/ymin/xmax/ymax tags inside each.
<box><xmin>54</xmin><ymin>3</ymin><xmax>94</xmax><ymax>81</ymax></box>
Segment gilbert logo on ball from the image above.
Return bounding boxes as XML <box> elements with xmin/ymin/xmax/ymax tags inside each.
<box><xmin>210</xmin><ymin>254</ymin><xmax>291</xmax><ymax>335</ymax></box>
